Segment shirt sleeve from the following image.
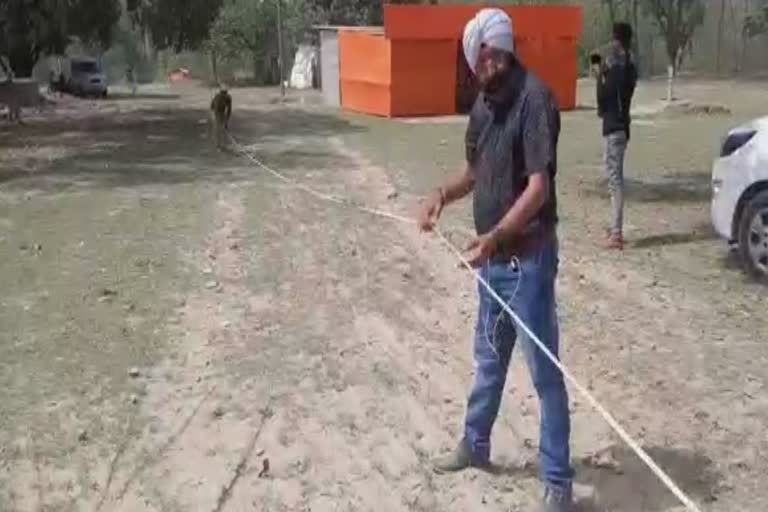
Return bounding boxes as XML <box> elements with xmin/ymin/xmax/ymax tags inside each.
<box><xmin>522</xmin><ymin>87</ymin><xmax>558</xmax><ymax>177</ymax></box>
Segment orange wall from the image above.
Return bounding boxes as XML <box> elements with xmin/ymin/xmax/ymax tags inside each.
<box><xmin>385</xmin><ymin>4</ymin><xmax>582</xmax><ymax>113</ymax></box>
<box><xmin>338</xmin><ymin>30</ymin><xmax>392</xmax><ymax>116</ymax></box>
<box><xmin>390</xmin><ymin>39</ymin><xmax>458</xmax><ymax>117</ymax></box>
<box><xmin>338</xmin><ymin>5</ymin><xmax>582</xmax><ymax>116</ymax></box>
<box><xmin>516</xmin><ymin>37</ymin><xmax>579</xmax><ymax>110</ymax></box>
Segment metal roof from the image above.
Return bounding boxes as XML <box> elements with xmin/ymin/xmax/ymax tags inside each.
<box><xmin>312</xmin><ymin>25</ymin><xmax>384</xmax><ymax>34</ymax></box>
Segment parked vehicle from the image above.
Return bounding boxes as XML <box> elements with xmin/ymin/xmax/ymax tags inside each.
<box><xmin>711</xmin><ymin>116</ymin><xmax>768</xmax><ymax>280</ymax></box>
<box><xmin>68</xmin><ymin>57</ymin><xmax>108</xmax><ymax>98</ymax></box>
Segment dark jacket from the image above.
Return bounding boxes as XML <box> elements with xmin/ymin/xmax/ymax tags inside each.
<box><xmin>597</xmin><ymin>48</ymin><xmax>637</xmax><ymax>139</ymax></box>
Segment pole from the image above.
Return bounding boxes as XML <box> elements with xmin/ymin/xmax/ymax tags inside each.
<box><xmin>277</xmin><ymin>0</ymin><xmax>285</xmax><ymax>97</ymax></box>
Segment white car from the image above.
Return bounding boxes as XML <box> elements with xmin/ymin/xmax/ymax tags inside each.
<box><xmin>711</xmin><ymin>116</ymin><xmax>768</xmax><ymax>280</ymax></box>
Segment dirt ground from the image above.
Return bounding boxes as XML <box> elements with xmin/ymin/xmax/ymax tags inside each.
<box><xmin>0</xmin><ymin>78</ymin><xmax>766</xmax><ymax>512</ymax></box>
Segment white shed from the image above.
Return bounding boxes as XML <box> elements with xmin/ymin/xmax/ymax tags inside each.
<box><xmin>315</xmin><ymin>26</ymin><xmax>341</xmax><ymax>108</ymax></box>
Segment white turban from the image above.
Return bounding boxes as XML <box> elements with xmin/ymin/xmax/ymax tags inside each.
<box><xmin>462</xmin><ymin>8</ymin><xmax>515</xmax><ymax>75</ymax></box>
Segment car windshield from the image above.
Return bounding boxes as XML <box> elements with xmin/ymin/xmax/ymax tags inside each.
<box><xmin>72</xmin><ymin>61</ymin><xmax>99</xmax><ymax>73</ymax></box>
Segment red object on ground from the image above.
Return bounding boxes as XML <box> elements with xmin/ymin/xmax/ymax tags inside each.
<box><xmin>338</xmin><ymin>4</ymin><xmax>582</xmax><ymax>117</ymax></box>
<box><xmin>168</xmin><ymin>68</ymin><xmax>191</xmax><ymax>82</ymax></box>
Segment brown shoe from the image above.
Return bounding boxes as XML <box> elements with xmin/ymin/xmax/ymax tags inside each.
<box><xmin>432</xmin><ymin>439</ymin><xmax>489</xmax><ymax>474</ymax></box>
<box><xmin>602</xmin><ymin>234</ymin><xmax>624</xmax><ymax>250</ymax></box>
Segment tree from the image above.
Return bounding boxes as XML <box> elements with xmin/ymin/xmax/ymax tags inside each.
<box><xmin>0</xmin><ymin>0</ymin><xmax>121</xmax><ymax>78</ymax></box>
<box><xmin>741</xmin><ymin>0</ymin><xmax>768</xmax><ymax>70</ymax></box>
<box><xmin>127</xmin><ymin>0</ymin><xmax>223</xmax><ymax>52</ymax></box>
<box><xmin>642</xmin><ymin>0</ymin><xmax>705</xmax><ymax>76</ymax></box>
<box><xmin>206</xmin><ymin>0</ymin><xmax>310</xmax><ymax>84</ymax></box>
<box><xmin>715</xmin><ymin>0</ymin><xmax>726</xmax><ymax>74</ymax></box>
<box><xmin>323</xmin><ymin>0</ymin><xmax>383</xmax><ymax>26</ymax></box>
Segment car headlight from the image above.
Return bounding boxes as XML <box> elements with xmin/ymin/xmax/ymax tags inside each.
<box><xmin>720</xmin><ymin>130</ymin><xmax>756</xmax><ymax>157</ymax></box>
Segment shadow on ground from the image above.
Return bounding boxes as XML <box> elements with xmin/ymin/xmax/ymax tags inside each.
<box><xmin>489</xmin><ymin>445</ymin><xmax>721</xmax><ymax>512</ymax></box>
<box><xmin>0</xmin><ymin>106</ymin><xmax>365</xmax><ymax>195</ymax></box>
<box><xmin>586</xmin><ymin>173</ymin><xmax>711</xmax><ymax>203</ymax></box>
<box><xmin>632</xmin><ymin>225</ymin><xmax>717</xmax><ymax>249</ymax></box>
<box><xmin>240</xmin><ymin>108</ymin><xmax>365</xmax><ymax>138</ymax></box>
<box><xmin>576</xmin><ymin>445</ymin><xmax>721</xmax><ymax>512</ymax></box>
<box><xmin>107</xmin><ymin>92</ymin><xmax>182</xmax><ymax>101</ymax></box>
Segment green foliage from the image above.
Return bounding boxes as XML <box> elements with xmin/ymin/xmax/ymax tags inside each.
<box><xmin>68</xmin><ymin>0</ymin><xmax>122</xmax><ymax>50</ymax></box>
<box><xmin>0</xmin><ymin>0</ymin><xmax>121</xmax><ymax>77</ymax></box>
<box><xmin>321</xmin><ymin>0</ymin><xmax>382</xmax><ymax>26</ymax></box>
<box><xmin>208</xmin><ymin>0</ymin><xmax>299</xmax><ymax>58</ymax></box>
<box><xmin>742</xmin><ymin>0</ymin><xmax>768</xmax><ymax>39</ymax></box>
<box><xmin>103</xmin><ymin>21</ymin><xmax>158</xmax><ymax>82</ymax></box>
<box><xmin>205</xmin><ymin>0</ymin><xmax>312</xmax><ymax>84</ymax></box>
<box><xmin>127</xmin><ymin>0</ymin><xmax>223</xmax><ymax>52</ymax></box>
<box><xmin>641</xmin><ymin>0</ymin><xmax>704</xmax><ymax>71</ymax></box>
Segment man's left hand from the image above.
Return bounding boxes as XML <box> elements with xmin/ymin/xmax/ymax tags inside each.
<box><xmin>464</xmin><ymin>232</ymin><xmax>498</xmax><ymax>268</ymax></box>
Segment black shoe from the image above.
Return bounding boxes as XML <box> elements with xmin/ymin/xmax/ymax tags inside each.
<box><xmin>432</xmin><ymin>439</ymin><xmax>489</xmax><ymax>474</ymax></box>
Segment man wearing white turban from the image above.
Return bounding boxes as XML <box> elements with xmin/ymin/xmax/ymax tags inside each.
<box><xmin>419</xmin><ymin>8</ymin><xmax>574</xmax><ymax>512</ymax></box>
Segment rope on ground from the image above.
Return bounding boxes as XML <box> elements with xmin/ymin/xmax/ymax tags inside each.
<box><xmin>227</xmin><ymin>133</ymin><xmax>703</xmax><ymax>512</ymax></box>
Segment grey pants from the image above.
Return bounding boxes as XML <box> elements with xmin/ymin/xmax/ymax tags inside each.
<box><xmin>604</xmin><ymin>131</ymin><xmax>628</xmax><ymax>236</ymax></box>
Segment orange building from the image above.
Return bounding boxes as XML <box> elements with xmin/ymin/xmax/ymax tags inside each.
<box><xmin>334</xmin><ymin>4</ymin><xmax>582</xmax><ymax>117</ymax></box>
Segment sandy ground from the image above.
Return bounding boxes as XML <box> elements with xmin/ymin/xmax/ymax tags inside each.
<box><xmin>0</xmin><ymin>78</ymin><xmax>766</xmax><ymax>512</ymax></box>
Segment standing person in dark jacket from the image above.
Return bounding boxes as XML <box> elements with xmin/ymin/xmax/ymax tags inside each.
<box><xmin>595</xmin><ymin>23</ymin><xmax>638</xmax><ymax>250</ymax></box>
<box><xmin>210</xmin><ymin>85</ymin><xmax>232</xmax><ymax>151</ymax></box>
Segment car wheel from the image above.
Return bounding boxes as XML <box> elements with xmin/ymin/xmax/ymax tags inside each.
<box><xmin>737</xmin><ymin>189</ymin><xmax>768</xmax><ymax>282</ymax></box>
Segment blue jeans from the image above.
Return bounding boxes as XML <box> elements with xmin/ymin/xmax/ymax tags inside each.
<box><xmin>464</xmin><ymin>238</ymin><xmax>573</xmax><ymax>490</ymax></box>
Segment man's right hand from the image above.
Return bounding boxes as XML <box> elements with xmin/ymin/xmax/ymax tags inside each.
<box><xmin>419</xmin><ymin>189</ymin><xmax>444</xmax><ymax>232</ymax></box>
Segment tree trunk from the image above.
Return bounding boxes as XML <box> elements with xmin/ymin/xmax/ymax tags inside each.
<box><xmin>687</xmin><ymin>38</ymin><xmax>694</xmax><ymax>64</ymax></box>
<box><xmin>740</xmin><ymin>0</ymin><xmax>752</xmax><ymax>72</ymax></box>
<box><xmin>277</xmin><ymin>0</ymin><xmax>285</xmax><ymax>97</ymax></box>
<box><xmin>210</xmin><ymin>51</ymin><xmax>219</xmax><ymax>85</ymax></box>
<box><xmin>0</xmin><ymin>57</ymin><xmax>13</xmax><ymax>80</ymax></box>
<box><xmin>675</xmin><ymin>45</ymin><xmax>685</xmax><ymax>75</ymax></box>
<box><xmin>8</xmin><ymin>43</ymin><xmax>37</xmax><ymax>78</ymax></box>
<box><xmin>716</xmin><ymin>0</ymin><xmax>726</xmax><ymax>75</ymax></box>
<box><xmin>666</xmin><ymin>41</ymin><xmax>678</xmax><ymax>75</ymax></box>
<box><xmin>647</xmin><ymin>33</ymin><xmax>655</xmax><ymax>77</ymax></box>
<box><xmin>667</xmin><ymin>64</ymin><xmax>675</xmax><ymax>102</ymax></box>
<box><xmin>253</xmin><ymin>53</ymin><xmax>261</xmax><ymax>83</ymax></box>
<box><xmin>143</xmin><ymin>29</ymin><xmax>152</xmax><ymax>59</ymax></box>
<box><xmin>740</xmin><ymin>33</ymin><xmax>749</xmax><ymax>73</ymax></box>
<box><xmin>666</xmin><ymin>41</ymin><xmax>679</xmax><ymax>101</ymax></box>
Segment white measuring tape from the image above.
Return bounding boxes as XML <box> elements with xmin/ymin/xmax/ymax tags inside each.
<box><xmin>228</xmin><ymin>133</ymin><xmax>703</xmax><ymax>512</ymax></box>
